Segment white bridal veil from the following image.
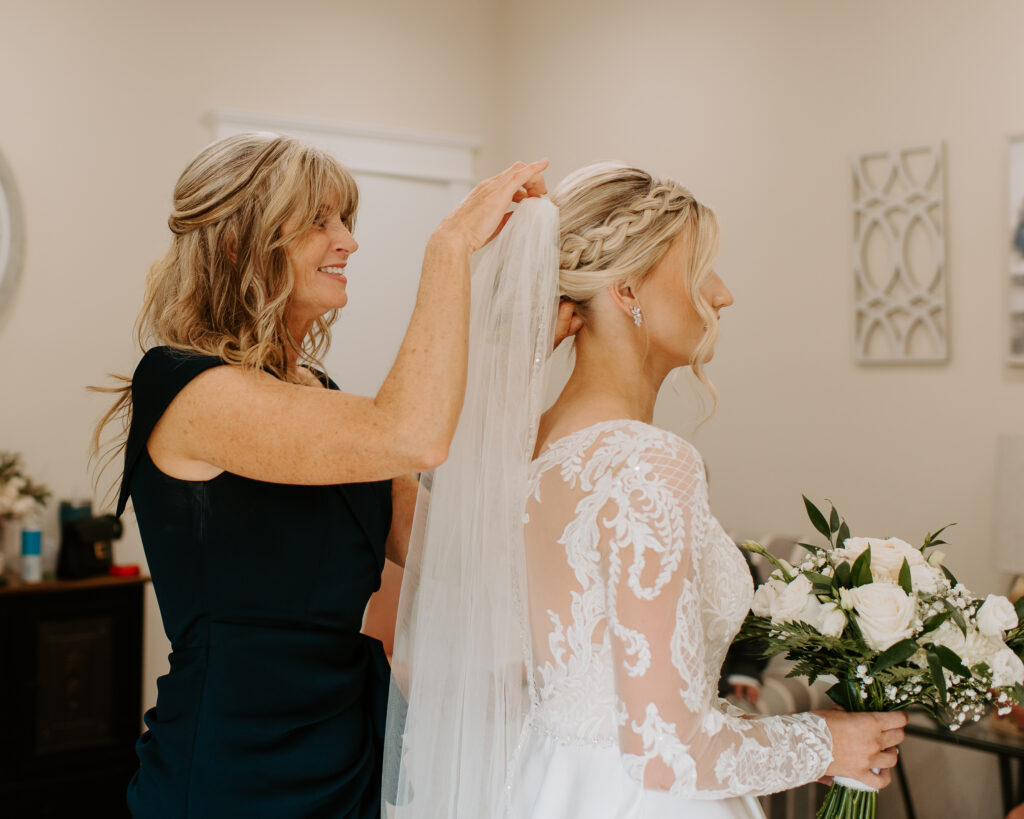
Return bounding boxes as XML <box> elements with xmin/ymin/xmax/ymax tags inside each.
<box><xmin>382</xmin><ymin>197</ymin><xmax>560</xmax><ymax>817</ymax></box>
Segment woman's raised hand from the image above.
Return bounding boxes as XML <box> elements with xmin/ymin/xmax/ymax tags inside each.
<box><xmin>434</xmin><ymin>160</ymin><xmax>549</xmax><ymax>253</ymax></box>
<box><xmin>817</xmin><ymin>708</ymin><xmax>908</xmax><ymax>790</ymax></box>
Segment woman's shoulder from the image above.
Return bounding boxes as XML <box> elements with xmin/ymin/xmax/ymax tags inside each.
<box><xmin>536</xmin><ymin>418</ymin><xmax>704</xmax><ymax>475</ymax></box>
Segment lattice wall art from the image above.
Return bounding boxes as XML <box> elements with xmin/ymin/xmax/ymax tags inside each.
<box><xmin>851</xmin><ymin>144</ymin><xmax>947</xmax><ymax>363</ymax></box>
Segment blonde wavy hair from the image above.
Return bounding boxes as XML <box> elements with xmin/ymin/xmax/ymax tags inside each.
<box><xmin>550</xmin><ymin>161</ymin><xmax>720</xmax><ymax>405</ymax></box>
<box><xmin>91</xmin><ymin>132</ymin><xmax>358</xmax><ymax>489</ymax></box>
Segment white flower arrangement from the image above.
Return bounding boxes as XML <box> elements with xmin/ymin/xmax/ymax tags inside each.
<box><xmin>0</xmin><ymin>451</ymin><xmax>50</xmax><ymax>521</ymax></box>
<box><xmin>739</xmin><ymin>497</ymin><xmax>1024</xmax><ymax>819</ymax></box>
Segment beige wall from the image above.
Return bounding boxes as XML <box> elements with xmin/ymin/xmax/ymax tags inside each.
<box><xmin>492</xmin><ymin>2</ymin><xmax>1023</xmax><ymax>815</ymax></box>
<box><xmin>0</xmin><ymin>0</ymin><xmax>499</xmax><ymax>716</ymax></box>
<box><xmin>2</xmin><ymin>1</ymin><xmax>1022</xmax><ymax>816</ymax></box>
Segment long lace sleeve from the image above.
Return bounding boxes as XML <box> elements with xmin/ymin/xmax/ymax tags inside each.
<box><xmin>600</xmin><ymin>433</ymin><xmax>833</xmax><ymax>798</ymax></box>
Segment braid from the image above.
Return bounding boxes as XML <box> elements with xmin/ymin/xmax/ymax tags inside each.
<box><xmin>549</xmin><ymin>161</ymin><xmax>721</xmax><ymax>415</ymax></box>
<box><xmin>560</xmin><ymin>183</ymin><xmax>693</xmax><ymax>273</ymax></box>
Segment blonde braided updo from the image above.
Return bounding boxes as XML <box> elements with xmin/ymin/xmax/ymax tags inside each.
<box><xmin>551</xmin><ymin>161</ymin><xmax>720</xmax><ymax>400</ymax></box>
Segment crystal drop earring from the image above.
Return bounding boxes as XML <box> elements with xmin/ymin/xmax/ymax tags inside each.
<box><xmin>630</xmin><ymin>304</ymin><xmax>643</xmax><ymax>327</ymax></box>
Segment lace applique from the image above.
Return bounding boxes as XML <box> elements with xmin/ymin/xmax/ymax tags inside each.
<box><xmin>523</xmin><ymin>420</ymin><xmax>833</xmax><ymax>797</ymax></box>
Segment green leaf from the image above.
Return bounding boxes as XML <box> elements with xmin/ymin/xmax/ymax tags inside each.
<box><xmin>833</xmin><ymin>561</ymin><xmax>853</xmax><ymax>588</ymax></box>
<box><xmin>943</xmin><ymin>599</ymin><xmax>968</xmax><ymax>635</ymax></box>
<box><xmin>927</xmin><ymin>651</ymin><xmax>947</xmax><ymax>704</ymax></box>
<box><xmin>797</xmin><ymin>542</ymin><xmax>825</xmax><ymax>554</ymax></box>
<box><xmin>922</xmin><ymin>523</ymin><xmax>955</xmax><ymax>550</ymax></box>
<box><xmin>871</xmin><ymin>638</ymin><xmax>920</xmax><ymax>674</ymax></box>
<box><xmin>851</xmin><ymin>546</ymin><xmax>873</xmax><ymax>587</ymax></box>
<box><xmin>836</xmin><ymin>520</ymin><xmax>851</xmax><ymax>550</ymax></box>
<box><xmin>898</xmin><ymin>558</ymin><xmax>913</xmax><ymax>595</ymax></box>
<box><xmin>1013</xmin><ymin>595</ymin><xmax>1024</xmax><ymax>626</ymax></box>
<box><xmin>941</xmin><ymin>565</ymin><xmax>960</xmax><ymax>587</ymax></box>
<box><xmin>931</xmin><ymin>644</ymin><xmax>972</xmax><ymax>679</ymax></box>
<box><xmin>804</xmin><ymin>495</ymin><xmax>832</xmax><ymax>541</ymax></box>
<box><xmin>803</xmin><ymin>571</ymin><xmax>834</xmax><ymax>588</ymax></box>
<box><xmin>829</xmin><ymin>506</ymin><xmax>840</xmax><ymax>534</ymax></box>
<box><xmin>920</xmin><ymin>611</ymin><xmax>951</xmax><ymax>634</ymax></box>
<box><xmin>826</xmin><ymin>678</ymin><xmax>860</xmax><ymax>711</ymax></box>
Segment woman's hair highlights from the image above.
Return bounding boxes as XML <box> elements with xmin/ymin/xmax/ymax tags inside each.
<box><xmin>91</xmin><ymin>132</ymin><xmax>359</xmax><ymax>497</ymax></box>
<box><xmin>550</xmin><ymin>161</ymin><xmax>720</xmax><ymax>407</ymax></box>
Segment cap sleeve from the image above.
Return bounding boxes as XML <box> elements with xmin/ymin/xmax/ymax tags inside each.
<box><xmin>116</xmin><ymin>346</ymin><xmax>227</xmax><ymax>517</ymax></box>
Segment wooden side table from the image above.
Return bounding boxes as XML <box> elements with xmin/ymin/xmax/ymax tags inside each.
<box><xmin>0</xmin><ymin>574</ymin><xmax>149</xmax><ymax>817</ymax></box>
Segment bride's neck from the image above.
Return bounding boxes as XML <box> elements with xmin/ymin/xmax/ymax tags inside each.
<box><xmin>558</xmin><ymin>333</ymin><xmax>664</xmax><ymax>424</ymax></box>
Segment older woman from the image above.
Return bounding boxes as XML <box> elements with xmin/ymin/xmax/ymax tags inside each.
<box><xmin>93</xmin><ymin>132</ymin><xmax>546</xmax><ymax>818</ymax></box>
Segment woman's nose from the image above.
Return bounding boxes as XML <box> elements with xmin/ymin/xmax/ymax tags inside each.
<box><xmin>335</xmin><ymin>223</ymin><xmax>358</xmax><ymax>254</ymax></box>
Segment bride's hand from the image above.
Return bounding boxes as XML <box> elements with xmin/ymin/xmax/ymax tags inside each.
<box><xmin>817</xmin><ymin>708</ymin><xmax>908</xmax><ymax>790</ymax></box>
<box><xmin>432</xmin><ymin>160</ymin><xmax>549</xmax><ymax>254</ymax></box>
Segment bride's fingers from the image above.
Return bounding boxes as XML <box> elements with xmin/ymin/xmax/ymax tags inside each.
<box><xmin>879</xmin><ymin>726</ymin><xmax>905</xmax><ymax>749</ymax></box>
<box><xmin>871</xmin><ymin>748</ymin><xmax>899</xmax><ymax>771</ymax></box>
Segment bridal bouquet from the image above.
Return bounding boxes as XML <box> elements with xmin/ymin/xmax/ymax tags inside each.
<box><xmin>738</xmin><ymin>497</ymin><xmax>1024</xmax><ymax>819</ymax></box>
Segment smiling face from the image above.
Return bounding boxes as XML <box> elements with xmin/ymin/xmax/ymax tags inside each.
<box><xmin>634</xmin><ymin>229</ymin><xmax>733</xmax><ymax>369</ymax></box>
<box><xmin>283</xmin><ymin>209</ymin><xmax>359</xmax><ymax>338</ymax></box>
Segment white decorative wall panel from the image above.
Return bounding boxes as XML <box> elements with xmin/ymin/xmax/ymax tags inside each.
<box><xmin>851</xmin><ymin>144</ymin><xmax>947</xmax><ymax>363</ymax></box>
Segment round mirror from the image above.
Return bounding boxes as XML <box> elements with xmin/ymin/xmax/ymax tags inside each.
<box><xmin>0</xmin><ymin>147</ymin><xmax>25</xmax><ymax>328</ymax></box>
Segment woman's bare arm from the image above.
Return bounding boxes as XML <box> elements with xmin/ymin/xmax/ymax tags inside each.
<box><xmin>148</xmin><ymin>161</ymin><xmax>548</xmax><ymax>485</ymax></box>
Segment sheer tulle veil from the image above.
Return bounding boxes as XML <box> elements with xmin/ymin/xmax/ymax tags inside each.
<box><xmin>382</xmin><ymin>198</ymin><xmax>560</xmax><ymax>817</ymax></box>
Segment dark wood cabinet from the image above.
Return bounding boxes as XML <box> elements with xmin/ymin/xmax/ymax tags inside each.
<box><xmin>0</xmin><ymin>575</ymin><xmax>148</xmax><ymax>817</ymax></box>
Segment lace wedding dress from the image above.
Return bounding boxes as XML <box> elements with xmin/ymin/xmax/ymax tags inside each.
<box><xmin>508</xmin><ymin>419</ymin><xmax>834</xmax><ymax>818</ymax></box>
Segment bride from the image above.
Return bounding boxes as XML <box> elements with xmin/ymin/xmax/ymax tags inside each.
<box><xmin>382</xmin><ymin>163</ymin><xmax>907</xmax><ymax>818</ymax></box>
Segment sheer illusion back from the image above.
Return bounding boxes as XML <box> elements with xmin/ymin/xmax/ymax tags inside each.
<box><xmin>512</xmin><ymin>419</ymin><xmax>832</xmax><ymax>818</ymax></box>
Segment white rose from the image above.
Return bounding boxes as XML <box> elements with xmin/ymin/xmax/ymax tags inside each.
<box><xmin>963</xmin><ymin>629</ymin><xmax>1002</xmax><ymax>668</ymax></box>
<box><xmin>909</xmin><ymin>563</ymin><xmax>943</xmax><ymax>594</ymax></box>
<box><xmin>927</xmin><ymin>550</ymin><xmax>946</xmax><ymax>568</ymax></box>
<box><xmin>847</xmin><ymin>582</ymin><xmax>916</xmax><ymax>652</ymax></box>
<box><xmin>751</xmin><ymin>578</ymin><xmax>786</xmax><ymax>617</ymax></box>
<box><xmin>770</xmin><ymin>574</ymin><xmax>815</xmax><ymax>624</ymax></box>
<box><xmin>991</xmin><ymin>648</ymin><xmax>1024</xmax><ymax>687</ymax></box>
<box><xmin>977</xmin><ymin>595</ymin><xmax>1018</xmax><ymax>637</ymax></box>
<box><xmin>930</xmin><ymin>620</ymin><xmax>967</xmax><ymax>656</ymax></box>
<box><xmin>817</xmin><ymin>601</ymin><xmax>847</xmax><ymax>638</ymax></box>
<box><xmin>838</xmin><ymin>536</ymin><xmax>927</xmax><ymax>584</ymax></box>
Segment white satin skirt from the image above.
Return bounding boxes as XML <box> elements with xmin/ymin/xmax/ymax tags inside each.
<box><xmin>507</xmin><ymin>726</ymin><xmax>764</xmax><ymax>819</ymax></box>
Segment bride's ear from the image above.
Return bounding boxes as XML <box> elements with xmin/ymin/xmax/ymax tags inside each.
<box><xmin>607</xmin><ymin>281</ymin><xmax>638</xmax><ymax>320</ymax></box>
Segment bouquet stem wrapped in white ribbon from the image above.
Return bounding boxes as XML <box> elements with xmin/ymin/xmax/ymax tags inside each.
<box><xmin>738</xmin><ymin>497</ymin><xmax>1024</xmax><ymax>819</ymax></box>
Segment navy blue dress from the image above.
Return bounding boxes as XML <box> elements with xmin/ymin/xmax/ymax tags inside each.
<box><xmin>118</xmin><ymin>347</ymin><xmax>392</xmax><ymax>818</ymax></box>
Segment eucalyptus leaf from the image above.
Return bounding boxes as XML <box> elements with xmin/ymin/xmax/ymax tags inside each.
<box><xmin>834</xmin><ymin>561</ymin><xmax>853</xmax><ymax>588</ymax></box>
<box><xmin>797</xmin><ymin>542</ymin><xmax>825</xmax><ymax>554</ymax></box>
<box><xmin>931</xmin><ymin>644</ymin><xmax>971</xmax><ymax>679</ymax></box>
<box><xmin>829</xmin><ymin>506</ymin><xmax>840</xmax><ymax>534</ymax></box>
<box><xmin>871</xmin><ymin>638</ymin><xmax>919</xmax><ymax>674</ymax></box>
<box><xmin>836</xmin><ymin>520</ymin><xmax>851</xmax><ymax>550</ymax></box>
<box><xmin>943</xmin><ymin>599</ymin><xmax>968</xmax><ymax>635</ymax></box>
<box><xmin>1014</xmin><ymin>596</ymin><xmax>1024</xmax><ymax>625</ymax></box>
<box><xmin>927</xmin><ymin>651</ymin><xmax>947</xmax><ymax>704</ymax></box>
<box><xmin>898</xmin><ymin>558</ymin><xmax>913</xmax><ymax>595</ymax></box>
<box><xmin>826</xmin><ymin>678</ymin><xmax>859</xmax><ymax>711</ymax></box>
<box><xmin>941</xmin><ymin>565</ymin><xmax>960</xmax><ymax>587</ymax></box>
<box><xmin>851</xmin><ymin>546</ymin><xmax>873</xmax><ymax>587</ymax></box>
<box><xmin>920</xmin><ymin>611</ymin><xmax>951</xmax><ymax>634</ymax></box>
<box><xmin>803</xmin><ymin>495</ymin><xmax>831</xmax><ymax>541</ymax></box>
<box><xmin>803</xmin><ymin>571</ymin><xmax>834</xmax><ymax>588</ymax></box>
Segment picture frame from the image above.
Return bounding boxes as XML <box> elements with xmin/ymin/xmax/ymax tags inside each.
<box><xmin>1007</xmin><ymin>135</ymin><xmax>1024</xmax><ymax>364</ymax></box>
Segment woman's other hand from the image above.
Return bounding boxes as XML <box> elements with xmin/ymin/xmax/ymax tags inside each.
<box><xmin>434</xmin><ymin>160</ymin><xmax>549</xmax><ymax>253</ymax></box>
<box><xmin>553</xmin><ymin>299</ymin><xmax>584</xmax><ymax>350</ymax></box>
<box><xmin>818</xmin><ymin>708</ymin><xmax>908</xmax><ymax>790</ymax></box>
